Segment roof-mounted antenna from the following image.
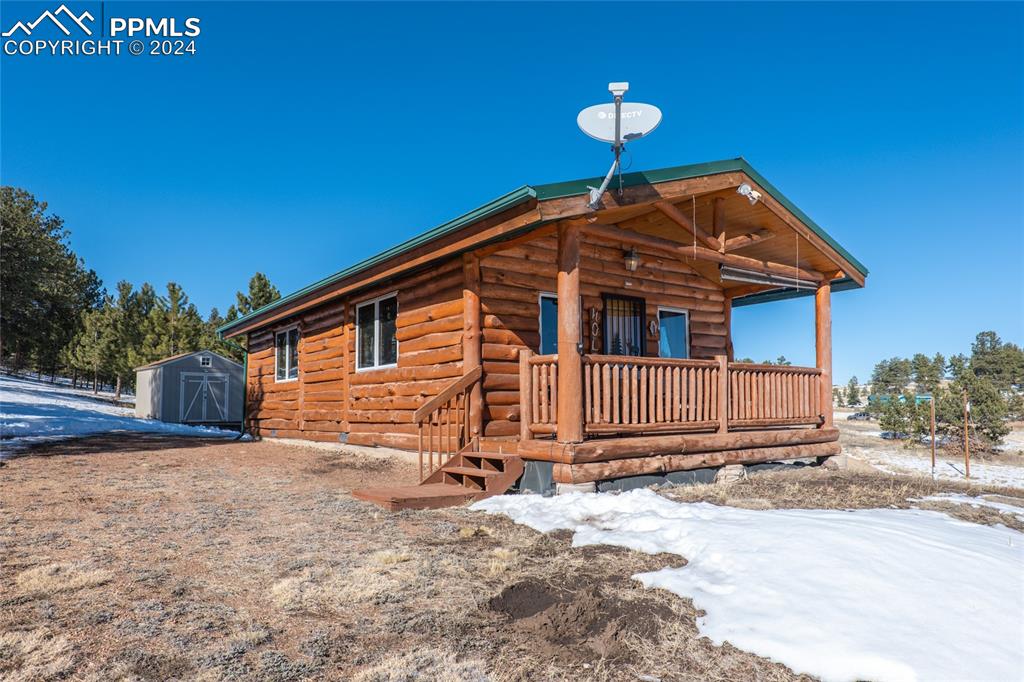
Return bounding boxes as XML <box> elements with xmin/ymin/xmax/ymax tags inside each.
<box><xmin>577</xmin><ymin>82</ymin><xmax>662</xmax><ymax>211</ymax></box>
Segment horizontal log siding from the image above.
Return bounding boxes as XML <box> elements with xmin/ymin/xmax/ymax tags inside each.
<box><xmin>478</xmin><ymin>233</ymin><xmax>728</xmax><ymax>439</ymax></box>
<box><xmin>245</xmin><ymin>259</ymin><xmax>465</xmax><ymax>449</ymax></box>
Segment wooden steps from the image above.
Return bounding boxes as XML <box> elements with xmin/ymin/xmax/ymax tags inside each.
<box><xmin>352</xmin><ymin>450</ymin><xmax>524</xmax><ymax>511</ymax></box>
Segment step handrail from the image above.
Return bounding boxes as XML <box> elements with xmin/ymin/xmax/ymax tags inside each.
<box><xmin>414</xmin><ymin>365</ymin><xmax>483</xmax><ymax>480</ymax></box>
<box><xmin>412</xmin><ymin>366</ymin><xmax>482</xmax><ymax>422</ymax></box>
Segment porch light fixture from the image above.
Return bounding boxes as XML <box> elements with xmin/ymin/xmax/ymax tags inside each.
<box><xmin>736</xmin><ymin>183</ymin><xmax>762</xmax><ymax>205</ymax></box>
<box><xmin>719</xmin><ymin>265</ymin><xmax>817</xmax><ymax>291</ymax></box>
<box><xmin>623</xmin><ymin>247</ymin><xmax>640</xmax><ymax>272</ymax></box>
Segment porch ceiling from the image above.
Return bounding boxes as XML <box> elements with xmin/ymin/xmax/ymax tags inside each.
<box><xmin>610</xmin><ymin>187</ymin><xmax>843</xmax><ymax>294</ymax></box>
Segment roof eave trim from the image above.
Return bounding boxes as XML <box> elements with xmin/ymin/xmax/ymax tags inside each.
<box><xmin>731</xmin><ymin>276</ymin><xmax>862</xmax><ymax>308</ymax></box>
<box><xmin>217</xmin><ymin>185</ymin><xmax>538</xmax><ymax>337</ymax></box>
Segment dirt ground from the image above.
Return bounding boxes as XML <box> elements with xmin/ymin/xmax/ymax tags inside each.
<box><xmin>2</xmin><ymin>433</ymin><xmax>1021</xmax><ymax>681</ymax></box>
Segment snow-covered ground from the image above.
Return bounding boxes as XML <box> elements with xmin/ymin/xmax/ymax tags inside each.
<box><xmin>474</xmin><ymin>489</ymin><xmax>1024</xmax><ymax>682</ymax></box>
<box><xmin>0</xmin><ymin>375</ymin><xmax>236</xmax><ymax>457</ymax></box>
<box><xmin>3</xmin><ymin>371</ymin><xmax>136</xmax><ymax>405</ymax></box>
<box><xmin>857</xmin><ymin>446</ymin><xmax>1024</xmax><ymax>489</ymax></box>
<box><xmin>838</xmin><ymin>415</ymin><xmax>1024</xmax><ymax>489</ymax></box>
<box><xmin>915</xmin><ymin>492</ymin><xmax>1024</xmax><ymax>523</ymax></box>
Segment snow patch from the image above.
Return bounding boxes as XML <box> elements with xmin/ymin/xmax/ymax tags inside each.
<box><xmin>858</xmin><ymin>446</ymin><xmax>1024</xmax><ymax>489</ymax></box>
<box><xmin>915</xmin><ymin>493</ymin><xmax>1024</xmax><ymax>522</ymax></box>
<box><xmin>1</xmin><ymin>375</ymin><xmax>235</xmax><ymax>457</ymax></box>
<box><xmin>473</xmin><ymin>489</ymin><xmax>1024</xmax><ymax>682</ymax></box>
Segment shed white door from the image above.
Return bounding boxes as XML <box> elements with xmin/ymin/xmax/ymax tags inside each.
<box><xmin>179</xmin><ymin>372</ymin><xmax>229</xmax><ymax>422</ymax></box>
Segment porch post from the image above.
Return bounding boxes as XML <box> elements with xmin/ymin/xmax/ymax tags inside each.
<box><xmin>463</xmin><ymin>253</ymin><xmax>483</xmax><ymax>438</ymax></box>
<box><xmin>557</xmin><ymin>223</ymin><xmax>584</xmax><ymax>443</ymax></box>
<box><xmin>815</xmin><ymin>281</ymin><xmax>833</xmax><ymax>427</ymax></box>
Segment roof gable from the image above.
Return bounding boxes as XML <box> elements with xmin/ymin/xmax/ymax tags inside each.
<box><xmin>219</xmin><ymin>158</ymin><xmax>867</xmax><ymax>337</ymax></box>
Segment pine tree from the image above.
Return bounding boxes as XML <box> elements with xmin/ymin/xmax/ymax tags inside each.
<box><xmin>833</xmin><ymin>387</ymin><xmax>845</xmax><ymax>407</ymax></box>
<box><xmin>1</xmin><ymin>186</ymin><xmax>102</xmax><ymax>373</ymax></box>
<box><xmin>232</xmin><ymin>272</ymin><xmax>281</xmax><ymax>317</ymax></box>
<box><xmin>911</xmin><ymin>353</ymin><xmax>945</xmax><ymax>394</ymax></box>
<box><xmin>871</xmin><ymin>357</ymin><xmax>912</xmax><ymax>395</ymax></box>
<box><xmin>846</xmin><ymin>376</ymin><xmax>861</xmax><ymax>407</ymax></box>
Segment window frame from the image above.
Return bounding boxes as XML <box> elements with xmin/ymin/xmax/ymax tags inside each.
<box><xmin>656</xmin><ymin>306</ymin><xmax>691</xmax><ymax>360</ymax></box>
<box><xmin>538</xmin><ymin>292</ymin><xmax>558</xmax><ymax>356</ymax></box>
<box><xmin>537</xmin><ymin>292</ymin><xmax>584</xmax><ymax>356</ymax></box>
<box><xmin>200</xmin><ymin>355</ymin><xmax>212</xmax><ymax>367</ymax></box>
<box><xmin>355</xmin><ymin>291</ymin><xmax>399</xmax><ymax>372</ymax></box>
<box><xmin>274</xmin><ymin>326</ymin><xmax>300</xmax><ymax>383</ymax></box>
<box><xmin>603</xmin><ymin>293</ymin><xmax>647</xmax><ymax>357</ymax></box>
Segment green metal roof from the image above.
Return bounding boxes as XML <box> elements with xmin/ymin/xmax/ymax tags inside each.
<box><xmin>219</xmin><ymin>158</ymin><xmax>866</xmax><ymax>336</ymax></box>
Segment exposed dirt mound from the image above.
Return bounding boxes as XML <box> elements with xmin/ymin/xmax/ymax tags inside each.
<box><xmin>489</xmin><ymin>574</ymin><xmax>673</xmax><ymax>660</ymax></box>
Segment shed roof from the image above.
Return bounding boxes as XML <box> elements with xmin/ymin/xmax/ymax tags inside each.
<box><xmin>134</xmin><ymin>350</ymin><xmax>241</xmax><ymax>371</ymax></box>
<box><xmin>219</xmin><ymin>157</ymin><xmax>867</xmax><ymax>337</ymax></box>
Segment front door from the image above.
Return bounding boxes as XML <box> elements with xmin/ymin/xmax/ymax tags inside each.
<box><xmin>603</xmin><ymin>294</ymin><xmax>645</xmax><ymax>356</ymax></box>
<box><xmin>179</xmin><ymin>372</ymin><xmax>229</xmax><ymax>423</ymax></box>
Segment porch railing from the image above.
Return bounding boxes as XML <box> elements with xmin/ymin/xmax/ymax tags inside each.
<box><xmin>413</xmin><ymin>365</ymin><xmax>482</xmax><ymax>480</ymax></box>
<box><xmin>583</xmin><ymin>355</ymin><xmax>722</xmax><ymax>434</ymax></box>
<box><xmin>520</xmin><ymin>352</ymin><xmax>824</xmax><ymax>438</ymax></box>
<box><xmin>728</xmin><ymin>363</ymin><xmax>823</xmax><ymax>427</ymax></box>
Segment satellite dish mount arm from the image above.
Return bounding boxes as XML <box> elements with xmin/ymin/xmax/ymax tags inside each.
<box><xmin>587</xmin><ymin>82</ymin><xmax>628</xmax><ymax>211</ymax></box>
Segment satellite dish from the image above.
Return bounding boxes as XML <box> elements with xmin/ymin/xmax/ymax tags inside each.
<box><xmin>577</xmin><ymin>102</ymin><xmax>662</xmax><ymax>144</ymax></box>
<box><xmin>576</xmin><ymin>82</ymin><xmax>664</xmax><ymax>210</ymax></box>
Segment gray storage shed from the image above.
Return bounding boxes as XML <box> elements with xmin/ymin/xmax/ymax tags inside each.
<box><xmin>135</xmin><ymin>351</ymin><xmax>244</xmax><ymax>426</ymax></box>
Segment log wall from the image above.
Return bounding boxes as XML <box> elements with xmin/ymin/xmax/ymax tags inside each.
<box><xmin>245</xmin><ymin>227</ymin><xmax>728</xmax><ymax>449</ymax></box>
<box><xmin>477</xmin><ymin>232</ymin><xmax>728</xmax><ymax>438</ymax></box>
<box><xmin>245</xmin><ymin>259</ymin><xmax>465</xmax><ymax>450</ymax></box>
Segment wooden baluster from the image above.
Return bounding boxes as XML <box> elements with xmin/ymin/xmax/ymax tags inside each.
<box><xmin>540</xmin><ymin>363</ymin><xmax>549</xmax><ymax>424</ymax></box>
<box><xmin>709</xmin><ymin>367</ymin><xmax>717</xmax><ymax>422</ymax></box>
<box><xmin>601</xmin><ymin>362</ymin><xmax>611</xmax><ymax>424</ymax></box>
<box><xmin>749</xmin><ymin>368</ymin><xmax>757</xmax><ymax>417</ymax></box>
<box><xmin>716</xmin><ymin>356</ymin><xmax>729</xmax><ymax>433</ymax></box>
<box><xmin>519</xmin><ymin>350</ymin><xmax>533</xmax><ymax>442</ymax></box>
<box><xmin>584</xmin><ymin>361</ymin><xmax>592</xmax><ymax>424</ymax></box>
<box><xmin>612</xmin><ymin>364</ymin><xmax>620</xmax><ymax>425</ymax></box>
<box><xmin>663</xmin><ymin>366</ymin><xmax>671</xmax><ymax>423</ymax></box>
<box><xmin>630</xmin><ymin>366</ymin><xmax>638</xmax><ymax>424</ymax></box>
<box><xmin>729</xmin><ymin>367</ymin><xmax>737</xmax><ymax>423</ymax></box>
<box><xmin>549</xmin><ymin>363</ymin><xmax>557</xmax><ymax>427</ymax></box>
<box><xmin>536</xmin><ymin>364</ymin><xmax>544</xmax><ymax>421</ymax></box>
<box><xmin>638</xmin><ymin>366</ymin><xmax>646</xmax><ymax>424</ymax></box>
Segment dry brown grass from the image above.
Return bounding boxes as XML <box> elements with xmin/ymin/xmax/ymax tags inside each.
<box><xmin>662</xmin><ymin>467</ymin><xmax>1024</xmax><ymax>531</ymax></box>
<box><xmin>14</xmin><ymin>562</ymin><xmax>111</xmax><ymax>597</ymax></box>
<box><xmin>2</xmin><ymin>432</ymin><xmax>1020</xmax><ymax>681</ymax></box>
<box><xmin>0</xmin><ymin>629</ymin><xmax>77</xmax><ymax>682</ymax></box>
<box><xmin>352</xmin><ymin>648</ymin><xmax>489</xmax><ymax>682</ymax></box>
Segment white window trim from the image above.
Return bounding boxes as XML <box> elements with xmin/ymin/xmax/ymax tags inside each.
<box><xmin>274</xmin><ymin>326</ymin><xmax>300</xmax><ymax>383</ymax></box>
<box><xmin>657</xmin><ymin>306</ymin><xmax>691</xmax><ymax>359</ymax></box>
<box><xmin>200</xmin><ymin>355</ymin><xmax>212</xmax><ymax>367</ymax></box>
<box><xmin>355</xmin><ymin>291</ymin><xmax>399</xmax><ymax>372</ymax></box>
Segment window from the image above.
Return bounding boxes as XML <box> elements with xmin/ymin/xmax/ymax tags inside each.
<box><xmin>603</xmin><ymin>294</ymin><xmax>645</xmax><ymax>356</ymax></box>
<box><xmin>200</xmin><ymin>356</ymin><xmax>212</xmax><ymax>367</ymax></box>
<box><xmin>538</xmin><ymin>293</ymin><xmax>558</xmax><ymax>355</ymax></box>
<box><xmin>275</xmin><ymin>328</ymin><xmax>299</xmax><ymax>381</ymax></box>
<box><xmin>356</xmin><ymin>293</ymin><xmax>398</xmax><ymax>370</ymax></box>
<box><xmin>658</xmin><ymin>308</ymin><xmax>690</xmax><ymax>359</ymax></box>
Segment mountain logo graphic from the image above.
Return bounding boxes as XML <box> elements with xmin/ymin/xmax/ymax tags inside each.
<box><xmin>3</xmin><ymin>4</ymin><xmax>94</xmax><ymax>37</ymax></box>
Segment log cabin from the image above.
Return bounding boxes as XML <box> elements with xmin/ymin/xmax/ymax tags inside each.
<box><xmin>218</xmin><ymin>158</ymin><xmax>867</xmax><ymax>509</ymax></box>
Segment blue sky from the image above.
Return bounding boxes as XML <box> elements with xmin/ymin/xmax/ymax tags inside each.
<box><xmin>2</xmin><ymin>1</ymin><xmax>1021</xmax><ymax>383</ymax></box>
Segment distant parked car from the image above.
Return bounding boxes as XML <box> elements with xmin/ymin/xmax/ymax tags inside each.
<box><xmin>847</xmin><ymin>412</ymin><xmax>871</xmax><ymax>421</ymax></box>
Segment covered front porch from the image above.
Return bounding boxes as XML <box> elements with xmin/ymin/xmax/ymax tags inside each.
<box><xmin>510</xmin><ymin>217</ymin><xmax>838</xmax><ymax>484</ymax></box>
<box><xmin>408</xmin><ymin>165</ymin><xmax>862</xmax><ymax>491</ymax></box>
